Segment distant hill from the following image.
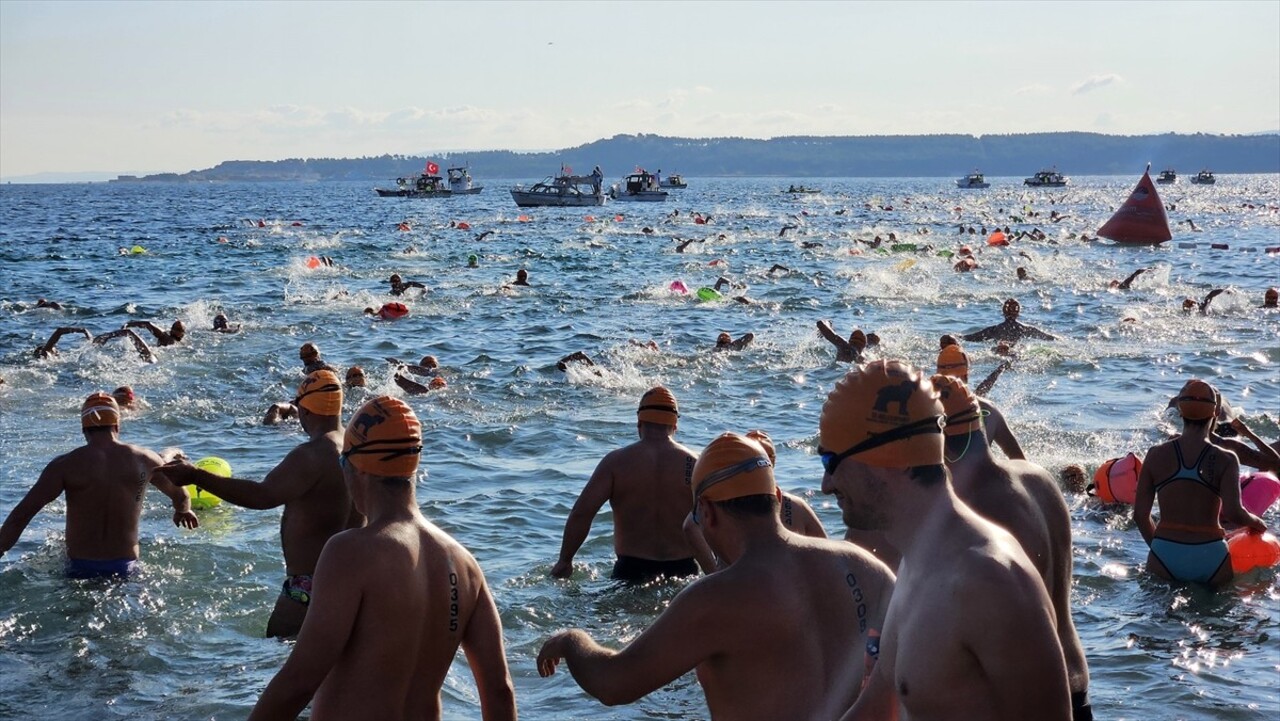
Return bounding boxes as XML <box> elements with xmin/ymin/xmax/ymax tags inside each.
<box><xmin>111</xmin><ymin>132</ymin><xmax>1280</xmax><ymax>183</ymax></box>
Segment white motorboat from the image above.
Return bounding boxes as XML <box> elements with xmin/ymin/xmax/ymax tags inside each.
<box><xmin>660</xmin><ymin>173</ymin><xmax>687</xmax><ymax>189</ymax></box>
<box><xmin>447</xmin><ymin>166</ymin><xmax>483</xmax><ymax>195</ymax></box>
<box><xmin>1024</xmin><ymin>169</ymin><xmax>1068</xmax><ymax>187</ymax></box>
<box><xmin>510</xmin><ymin>169</ymin><xmax>609</xmax><ymax>207</ymax></box>
<box><xmin>956</xmin><ymin>171</ymin><xmax>989</xmax><ymax>189</ymax></box>
<box><xmin>1190</xmin><ymin>170</ymin><xmax>1216</xmax><ymax>185</ymax></box>
<box><xmin>1155</xmin><ymin>169</ymin><xmax>1177</xmax><ymax>184</ymax></box>
<box><xmin>611</xmin><ymin>170</ymin><xmax>669</xmax><ymax>202</ymax></box>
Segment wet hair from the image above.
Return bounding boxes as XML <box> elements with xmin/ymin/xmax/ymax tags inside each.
<box><xmin>711</xmin><ymin>493</ymin><xmax>779</xmax><ymax>518</ymax></box>
<box><xmin>907</xmin><ymin>463</ymin><xmax>948</xmax><ymax>487</ymax></box>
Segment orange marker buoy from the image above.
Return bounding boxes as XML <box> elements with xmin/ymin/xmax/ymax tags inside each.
<box><xmin>1226</xmin><ymin>529</ymin><xmax>1280</xmax><ymax>574</ymax></box>
<box><xmin>305</xmin><ymin>256</ymin><xmax>321</xmax><ymax>269</ymax></box>
<box><xmin>456</xmin><ymin>221</ymin><xmax>471</xmax><ymax>231</ymax></box>
<box><xmin>517</xmin><ymin>215</ymin><xmax>531</xmax><ymax>223</ymax></box>
<box><xmin>1097</xmin><ymin>166</ymin><xmax>1172</xmax><ymax>245</ymax></box>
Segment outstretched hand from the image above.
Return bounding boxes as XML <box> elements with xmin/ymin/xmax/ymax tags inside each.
<box><xmin>537</xmin><ymin>631</ymin><xmax>572</xmax><ymax>677</ymax></box>
<box><xmin>173</xmin><ymin>509</ymin><xmax>200</xmax><ymax>529</ymax></box>
<box><xmin>152</xmin><ymin>459</ymin><xmax>199</xmax><ymax>487</ymax></box>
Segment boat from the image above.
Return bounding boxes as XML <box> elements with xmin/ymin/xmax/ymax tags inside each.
<box><xmin>510</xmin><ymin>169</ymin><xmax>609</xmax><ymax>207</ymax></box>
<box><xmin>610</xmin><ymin>170</ymin><xmax>669</xmax><ymax>202</ymax></box>
<box><xmin>956</xmin><ymin>171</ymin><xmax>990</xmax><ymax>189</ymax></box>
<box><xmin>660</xmin><ymin>173</ymin><xmax>687</xmax><ymax>189</ymax></box>
<box><xmin>1024</xmin><ymin>169</ymin><xmax>1068</xmax><ymax>187</ymax></box>
<box><xmin>1155</xmin><ymin>168</ymin><xmax>1177</xmax><ymax>184</ymax></box>
<box><xmin>375</xmin><ymin>172</ymin><xmax>451</xmax><ymax>198</ymax></box>
<box><xmin>1191</xmin><ymin>169</ymin><xmax>1216</xmax><ymax>185</ymax></box>
<box><xmin>1096</xmin><ymin>165</ymin><xmax>1171</xmax><ymax>245</ymax></box>
<box><xmin>785</xmin><ymin>185</ymin><xmax>821</xmax><ymax>194</ymax></box>
<box><xmin>447</xmin><ymin>166</ymin><xmax>483</xmax><ymax>195</ymax></box>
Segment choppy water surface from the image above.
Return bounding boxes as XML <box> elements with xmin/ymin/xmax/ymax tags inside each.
<box><xmin>1</xmin><ymin>176</ymin><xmax>1278</xmax><ymax>720</ymax></box>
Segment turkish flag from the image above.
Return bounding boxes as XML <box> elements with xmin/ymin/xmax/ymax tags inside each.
<box><xmin>426</xmin><ymin>161</ymin><xmax>440</xmax><ymax>175</ymax></box>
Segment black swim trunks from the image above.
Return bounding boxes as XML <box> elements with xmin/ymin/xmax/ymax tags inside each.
<box><xmin>611</xmin><ymin>555</ymin><xmax>698</xmax><ymax>583</ymax></box>
<box><xmin>1072</xmin><ymin>690</ymin><xmax>1093</xmax><ymax>721</ymax></box>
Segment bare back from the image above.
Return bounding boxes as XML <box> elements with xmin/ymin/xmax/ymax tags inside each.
<box><xmin>278</xmin><ymin>432</ymin><xmax>355</xmax><ymax>574</ymax></box>
<box><xmin>310</xmin><ymin>517</ymin><xmax>508</xmax><ymax>720</ymax></box>
<box><xmin>603</xmin><ymin>438</ymin><xmax>697</xmax><ymax>560</ymax></box>
<box><xmin>1142</xmin><ymin>436</ymin><xmax>1234</xmax><ymax>540</ymax></box>
<box><xmin>58</xmin><ymin>441</ymin><xmax>162</xmax><ymax>560</ymax></box>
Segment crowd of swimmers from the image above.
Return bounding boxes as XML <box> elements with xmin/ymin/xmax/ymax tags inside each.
<box><xmin>5</xmin><ymin>264</ymin><xmax>1278</xmax><ymax>719</ymax></box>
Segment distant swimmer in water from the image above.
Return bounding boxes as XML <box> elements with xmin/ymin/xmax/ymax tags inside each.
<box><xmin>1060</xmin><ymin>465</ymin><xmax>1088</xmax><ymax>494</ymax></box>
<box><xmin>111</xmin><ymin>385</ymin><xmax>136</xmax><ymax>409</ymax></box>
<box><xmin>31</xmin><ymin>298</ymin><xmax>63</xmax><ymax>310</ymax></box>
<box><xmin>767</xmin><ymin>263</ymin><xmax>791</xmax><ymax>275</ymax></box>
<box><xmin>556</xmin><ymin>351</ymin><xmax>596</xmax><ymax>372</ymax></box>
<box><xmin>961</xmin><ymin>298</ymin><xmax>1057</xmax><ymax>343</ymax></box>
<box><xmin>298</xmin><ymin>342</ymin><xmax>336</xmax><ymax>374</ymax></box>
<box><xmin>387</xmin><ymin>355</ymin><xmax>439</xmax><ymax>377</ymax></box>
<box><xmin>155</xmin><ymin>370</ymin><xmax>360</xmax><ymax>637</ymax></box>
<box><xmin>1134</xmin><ymin>379</ymin><xmax>1265</xmax><ymax>587</ymax></box>
<box><xmin>467</xmin><ymin>254</ymin><xmax>480</xmax><ymax>268</ymax></box>
<box><xmin>33</xmin><ymin>326</ymin><xmax>92</xmax><ymax>359</ymax></box>
<box><xmin>388</xmin><ymin>355</ymin><xmax>446</xmax><ymax>395</ymax></box>
<box><xmin>0</xmin><ymin>393</ymin><xmax>197</xmax><ymax>577</ymax></box>
<box><xmin>212</xmin><ymin>312</ymin><xmax>241</xmax><ymax>333</ymax></box>
<box><xmin>683</xmin><ymin>428</ymin><xmax>827</xmax><ymax>574</ymax></box>
<box><xmin>1263</xmin><ymin>287</ymin><xmax>1278</xmax><ymax>308</ymax></box>
<box><xmin>538</xmin><ymin>432</ymin><xmax>893</xmax><ymax>721</ymax></box>
<box><xmin>715</xmin><ymin>331</ymin><xmax>754</xmax><ymax>351</ymax></box>
<box><xmin>675</xmin><ymin>238</ymin><xmax>698</xmax><ymax>253</ymax></box>
<box><xmin>395</xmin><ymin>373</ymin><xmax>447</xmax><ymax>396</ymax></box>
<box><xmin>125</xmin><ymin>319</ymin><xmax>186</xmax><ymax>346</ymax></box>
<box><xmin>344</xmin><ymin>366</ymin><xmax>366</xmax><ymax>389</ymax></box>
<box><xmin>1185</xmin><ymin>288</ymin><xmax>1228</xmax><ymax>314</ymax></box>
<box><xmin>1016</xmin><ymin>266</ymin><xmax>1032</xmax><ymax>282</ymax></box>
<box><xmin>1109</xmin><ymin>267</ymin><xmax>1151</xmax><ymax>290</ymax></box>
<box><xmin>512</xmin><ymin>268</ymin><xmax>531</xmax><ymax>287</ymax></box>
<box><xmin>248</xmin><ymin>396</ymin><xmax>515</xmax><ymax>721</ymax></box>
<box><xmin>550</xmin><ymin>386</ymin><xmax>699</xmax><ymax>582</ymax></box>
<box><xmin>387</xmin><ymin>273</ymin><xmax>427</xmax><ymax>296</ymax></box>
<box><xmin>34</xmin><ymin>326</ymin><xmax>154</xmax><ymax>361</ymax></box>
<box><xmin>816</xmin><ymin>321</ymin><xmax>871</xmax><ymax>362</ymax></box>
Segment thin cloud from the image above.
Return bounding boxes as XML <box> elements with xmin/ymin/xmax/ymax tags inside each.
<box><xmin>1072</xmin><ymin>74</ymin><xmax>1124</xmax><ymax>95</ymax></box>
<box><xmin>1014</xmin><ymin>83</ymin><xmax>1052</xmax><ymax>96</ymax></box>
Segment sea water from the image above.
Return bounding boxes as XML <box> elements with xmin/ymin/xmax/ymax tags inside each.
<box><xmin>0</xmin><ymin>176</ymin><xmax>1277</xmax><ymax>720</ymax></box>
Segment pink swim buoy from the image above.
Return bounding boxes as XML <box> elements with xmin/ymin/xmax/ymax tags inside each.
<box><xmin>1241</xmin><ymin>472</ymin><xmax>1280</xmax><ymax>517</ymax></box>
<box><xmin>669</xmin><ymin>280</ymin><xmax>689</xmax><ymax>294</ymax></box>
<box><xmin>1088</xmin><ymin>453</ymin><xmax>1141</xmax><ymax>504</ymax></box>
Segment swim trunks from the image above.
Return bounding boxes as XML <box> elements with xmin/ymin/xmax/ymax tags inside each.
<box><xmin>1072</xmin><ymin>690</ymin><xmax>1093</xmax><ymax>721</ymax></box>
<box><xmin>66</xmin><ymin>557</ymin><xmax>138</xmax><ymax>579</ymax></box>
<box><xmin>1150</xmin><ymin>537</ymin><xmax>1230</xmax><ymax>584</ymax></box>
<box><xmin>611</xmin><ymin>555</ymin><xmax>698</xmax><ymax>583</ymax></box>
<box><xmin>281</xmin><ymin>574</ymin><xmax>314</xmax><ymax>605</ymax></box>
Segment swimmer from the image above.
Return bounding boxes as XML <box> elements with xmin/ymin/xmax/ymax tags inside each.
<box><xmin>34</xmin><ymin>326</ymin><xmax>91</xmax><ymax>359</ymax></box>
<box><xmin>954</xmin><ymin>256</ymin><xmax>978</xmax><ymax>273</ymax></box>
<box><xmin>155</xmin><ymin>370</ymin><xmax>360</xmax><ymax>637</ymax></box>
<box><xmin>1134</xmin><ymin>380</ymin><xmax>1265</xmax><ymax>587</ymax></box>
<box><xmin>714</xmin><ymin>331</ymin><xmax>754</xmax><ymax>351</ymax></box>
<box><xmin>467</xmin><ymin>254</ymin><xmax>480</xmax><ymax>268</ymax></box>
<box><xmin>387</xmin><ymin>273</ymin><xmax>426</xmax><ymax>296</ymax></box>
<box><xmin>111</xmin><ymin>385</ymin><xmax>136</xmax><ymax>409</ymax></box>
<box><xmin>475</xmin><ymin>230</ymin><xmax>495</xmax><ymax>242</ymax></box>
<box><xmin>395</xmin><ymin>373</ymin><xmax>447</xmax><ymax>395</ymax></box>
<box><xmin>816</xmin><ymin>321</ymin><xmax>868</xmax><ymax>362</ymax></box>
<box><xmin>961</xmin><ymin>298</ymin><xmax>1058</xmax><ymax>343</ymax></box>
<box><xmin>124</xmin><ymin>319</ymin><xmax>185</xmax><ymax>346</ymax></box>
<box><xmin>512</xmin><ymin>268</ymin><xmax>531</xmax><ymax>287</ymax></box>
<box><xmin>248</xmin><ymin>396</ymin><xmax>515</xmax><ymax>720</ymax></box>
<box><xmin>932</xmin><ymin>375</ymin><xmax>1092</xmax><ymax>717</ymax></box>
<box><xmin>550</xmin><ymin>387</ymin><xmax>699</xmax><ymax>582</ymax></box>
<box><xmin>35</xmin><ymin>298</ymin><xmax>63</xmax><ymax>310</ymax></box>
<box><xmin>91</xmin><ymin>328</ymin><xmax>157</xmax><ymax>362</ymax></box>
<box><xmin>555</xmin><ymin>351</ymin><xmax>596</xmax><ymax>372</ymax></box>
<box><xmin>212</xmin><ymin>313</ymin><xmax>241</xmax><ymax>333</ymax></box>
<box><xmin>820</xmin><ymin>361</ymin><xmax>1070</xmax><ymax>720</ymax></box>
<box><xmin>344</xmin><ymin>366</ymin><xmax>366</xmax><ymax>389</ymax></box>
<box><xmin>675</xmin><ymin>238</ymin><xmax>698</xmax><ymax>253</ymax></box>
<box><xmin>1215</xmin><ymin>416</ymin><xmax>1280</xmax><ymax>476</ymax></box>
<box><xmin>935</xmin><ymin>343</ymin><xmax>1025</xmax><ymax>459</ymax></box>
<box><xmin>299</xmin><ymin>342</ymin><xmax>336</xmax><ymax>374</ymax></box>
<box><xmin>1109</xmin><ymin>267</ymin><xmax>1151</xmax><ymax>290</ymax></box>
<box><xmin>387</xmin><ymin>355</ymin><xmax>439</xmax><ymax>377</ymax></box>
<box><xmin>1060</xmin><ymin>465</ymin><xmax>1088</xmax><ymax>494</ymax></box>
<box><xmin>364</xmin><ymin>303</ymin><xmax>409</xmax><ymax>321</ymax></box>
<box><xmin>767</xmin><ymin>263</ymin><xmax>791</xmax><ymax>275</ymax></box>
<box><xmin>1016</xmin><ymin>266</ymin><xmax>1032</xmax><ymax>281</ymax></box>
<box><xmin>0</xmin><ymin>393</ymin><xmax>197</xmax><ymax>577</ymax></box>
<box><xmin>1263</xmin><ymin>287</ymin><xmax>1278</xmax><ymax>308</ymax></box>
<box><xmin>1191</xmin><ymin>288</ymin><xmax>1228</xmax><ymax>314</ymax></box>
<box><xmin>683</xmin><ymin>429</ymin><xmax>827</xmax><ymax>574</ymax></box>
<box><xmin>539</xmin><ymin>432</ymin><xmax>893</xmax><ymax>720</ymax></box>
<box><xmin>263</xmin><ymin>402</ymin><xmax>298</xmax><ymax>426</ymax></box>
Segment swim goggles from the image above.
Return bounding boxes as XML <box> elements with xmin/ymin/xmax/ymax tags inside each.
<box><xmin>294</xmin><ymin>383</ymin><xmax>341</xmax><ymax>408</ymax></box>
<box><xmin>819</xmin><ymin>414</ymin><xmax>945</xmax><ymax>476</ymax></box>
<box><xmin>691</xmin><ymin>456</ymin><xmax>771</xmax><ymax>523</ymax></box>
<box><xmin>339</xmin><ymin>437</ymin><xmax>424</xmax><ymax>465</ymax></box>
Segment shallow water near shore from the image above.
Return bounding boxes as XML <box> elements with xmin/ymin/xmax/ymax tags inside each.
<box><xmin>1</xmin><ymin>175</ymin><xmax>1277</xmax><ymax>720</ymax></box>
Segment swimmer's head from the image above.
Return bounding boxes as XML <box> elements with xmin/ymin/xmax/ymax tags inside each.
<box><xmin>717</xmin><ymin>332</ymin><xmax>732</xmax><ymax>347</ymax></box>
<box><xmin>1002</xmin><ymin>298</ymin><xmax>1021</xmax><ymax>320</ymax></box>
<box><xmin>819</xmin><ymin>360</ymin><xmax>945</xmax><ymax>471</ymax></box>
<box><xmin>111</xmin><ymin>385</ymin><xmax>135</xmax><ymax>409</ymax></box>
<box><xmin>1060</xmin><ymin>464</ymin><xmax>1087</xmax><ymax>494</ymax></box>
<box><xmin>866</xmin><ymin>332</ymin><xmax>881</xmax><ymax>347</ymax></box>
<box><xmin>849</xmin><ymin>329</ymin><xmax>867</xmax><ymax>352</ymax></box>
<box><xmin>1176</xmin><ymin>379</ymin><xmax>1218</xmax><ymax>422</ymax></box>
<box><xmin>1182</xmin><ymin>298</ymin><xmax>1197</xmax><ymax>312</ymax></box>
<box><xmin>420</xmin><ymin>355</ymin><xmax>438</xmax><ymax>369</ymax></box>
<box><xmin>170</xmin><ymin>320</ymin><xmax>186</xmax><ymax>340</ymax></box>
<box><xmin>81</xmin><ymin>392</ymin><xmax>120</xmax><ymax>430</ymax></box>
<box><xmin>930</xmin><ymin>375</ymin><xmax>981</xmax><ymax>437</ymax></box>
<box><xmin>1266</xmin><ymin>288</ymin><xmax>1278</xmax><ymax>308</ymax></box>
<box><xmin>213</xmin><ymin>313</ymin><xmax>229</xmax><ymax>330</ymax></box>
<box><xmin>936</xmin><ymin>344</ymin><xmax>970</xmax><ymax>382</ymax></box>
<box><xmin>744</xmin><ymin>429</ymin><xmax>777</xmax><ymax>466</ymax></box>
<box><xmin>516</xmin><ymin>269</ymin><xmax>529</xmax><ymax>281</ymax></box>
<box><xmin>468</xmin><ymin>254</ymin><xmax>479</xmax><ymax>267</ymax></box>
<box><xmin>939</xmin><ymin>334</ymin><xmax>959</xmax><ymax>349</ymax></box>
<box><xmin>692</xmin><ymin>432</ymin><xmax>776</xmax><ymax>507</ymax></box>
<box><xmin>342</xmin><ymin>395</ymin><xmax>422</xmax><ymax>480</ymax></box>
<box><xmin>345</xmin><ymin>366</ymin><xmax>366</xmax><ymax>388</ymax></box>
<box><xmin>994</xmin><ymin>341</ymin><xmax>1012</xmax><ymax>356</ymax></box>
<box><xmin>389</xmin><ymin>273</ymin><xmax>402</xmax><ymax>285</ymax></box>
<box><xmin>428</xmin><ymin>377</ymin><xmax>447</xmax><ymax>390</ymax></box>
<box><xmin>1016</xmin><ymin>267</ymin><xmax>1028</xmax><ymax>280</ymax></box>
<box><xmin>299</xmin><ymin>343</ymin><xmax>320</xmax><ymax>362</ymax></box>
<box><xmin>295</xmin><ymin>369</ymin><xmax>343</xmax><ymax>417</ymax></box>
<box><xmin>637</xmin><ymin>386</ymin><xmax>679</xmax><ymax>427</ymax></box>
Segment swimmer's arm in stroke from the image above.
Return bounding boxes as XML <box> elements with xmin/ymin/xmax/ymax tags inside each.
<box><xmin>973</xmin><ymin>361</ymin><xmax>1011</xmax><ymax>397</ymax></box>
<box><xmin>152</xmin><ymin>447</ymin><xmax>316</xmax><ymax>511</ymax></box>
<box><xmin>1117</xmin><ymin>268</ymin><xmax>1148</xmax><ymax>290</ymax></box>
<box><xmin>0</xmin><ymin>458</ymin><xmax>66</xmax><ymax>555</ymax></box>
<box><xmin>124</xmin><ymin>320</ymin><xmax>165</xmax><ymax>341</ymax></box>
<box><xmin>551</xmin><ymin>460</ymin><xmax>614</xmax><ymax>578</ymax></box>
<box><xmin>92</xmin><ymin>329</ymin><xmax>155</xmax><ymax>362</ymax></box>
<box><xmin>394</xmin><ymin>373</ymin><xmax>432</xmax><ymax>395</ymax></box>
<box><xmin>537</xmin><ymin>583</ymin><xmax>719</xmax><ymax>706</ymax></box>
<box><xmin>816</xmin><ymin>320</ymin><xmax>848</xmax><ymax>350</ymax></box>
<box><xmin>1132</xmin><ymin>458</ymin><xmax>1158</xmax><ymax>545</ymax></box>
<box><xmin>36</xmin><ymin>326</ymin><xmax>91</xmax><ymax>356</ymax></box>
<box><xmin>966</xmin><ymin>569</ymin><xmax>1071</xmax><ymax>720</ymax></box>
<box><xmin>142</xmin><ymin>449</ymin><xmax>198</xmax><ymax>529</ymax></box>
<box><xmin>460</xmin><ymin>572</ymin><xmax>517</xmax><ymax>721</ymax></box>
<box><xmin>262</xmin><ymin>402</ymin><xmax>297</xmax><ymax>425</ymax></box>
<box><xmin>249</xmin><ymin>533</ymin><xmax>362</xmax><ymax>721</ymax></box>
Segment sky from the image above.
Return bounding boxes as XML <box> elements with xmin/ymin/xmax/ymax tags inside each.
<box><xmin>2</xmin><ymin>0</ymin><xmax>1277</xmax><ymax>179</ymax></box>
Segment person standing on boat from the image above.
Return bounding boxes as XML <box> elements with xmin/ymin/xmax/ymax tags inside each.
<box><xmin>591</xmin><ymin>166</ymin><xmax>603</xmax><ymax>194</ymax></box>
<box><xmin>550</xmin><ymin>386</ymin><xmax>699</xmax><ymax>582</ymax></box>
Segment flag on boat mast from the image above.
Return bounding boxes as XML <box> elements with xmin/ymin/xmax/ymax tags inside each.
<box><xmin>426</xmin><ymin>161</ymin><xmax>440</xmax><ymax>175</ymax></box>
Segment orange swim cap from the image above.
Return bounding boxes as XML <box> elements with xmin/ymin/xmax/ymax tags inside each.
<box><xmin>296</xmin><ymin>369</ymin><xmax>343</xmax><ymax>416</ymax></box>
<box><xmin>343</xmin><ymin>395</ymin><xmax>422</xmax><ymax>479</ymax></box>
<box><xmin>931</xmin><ymin>375</ymin><xmax>981</xmax><ymax>437</ymax></box>
<box><xmin>744</xmin><ymin>429</ymin><xmax>777</xmax><ymax>466</ymax></box>
<box><xmin>692</xmin><ymin>432</ymin><xmax>776</xmax><ymax>503</ymax></box>
<box><xmin>936</xmin><ymin>344</ymin><xmax>970</xmax><ymax>382</ymax></box>
<box><xmin>81</xmin><ymin>392</ymin><xmax>121</xmax><ymax>429</ymax></box>
<box><xmin>1176</xmin><ymin>379</ymin><xmax>1218</xmax><ymax>420</ymax></box>
<box><xmin>428</xmin><ymin>377</ymin><xmax>447</xmax><ymax>390</ymax></box>
<box><xmin>637</xmin><ymin>386</ymin><xmax>679</xmax><ymax>426</ymax></box>
<box><xmin>819</xmin><ymin>360</ymin><xmax>945</xmax><ymax>469</ymax></box>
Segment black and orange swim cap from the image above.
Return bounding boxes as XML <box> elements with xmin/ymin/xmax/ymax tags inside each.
<box><xmin>936</xmin><ymin>344</ymin><xmax>970</xmax><ymax>382</ymax></box>
<box><xmin>819</xmin><ymin>360</ymin><xmax>945</xmax><ymax>469</ymax></box>
<box><xmin>1176</xmin><ymin>379</ymin><xmax>1218</xmax><ymax>421</ymax></box>
<box><xmin>692</xmin><ymin>432</ymin><xmax>776</xmax><ymax>504</ymax></box>
<box><xmin>343</xmin><ymin>395</ymin><xmax>422</xmax><ymax>478</ymax></box>
<box><xmin>296</xmin><ymin>369</ymin><xmax>343</xmax><ymax>416</ymax></box>
<box><xmin>637</xmin><ymin>386</ymin><xmax>679</xmax><ymax>426</ymax></box>
<box><xmin>81</xmin><ymin>392</ymin><xmax>120</xmax><ymax>429</ymax></box>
